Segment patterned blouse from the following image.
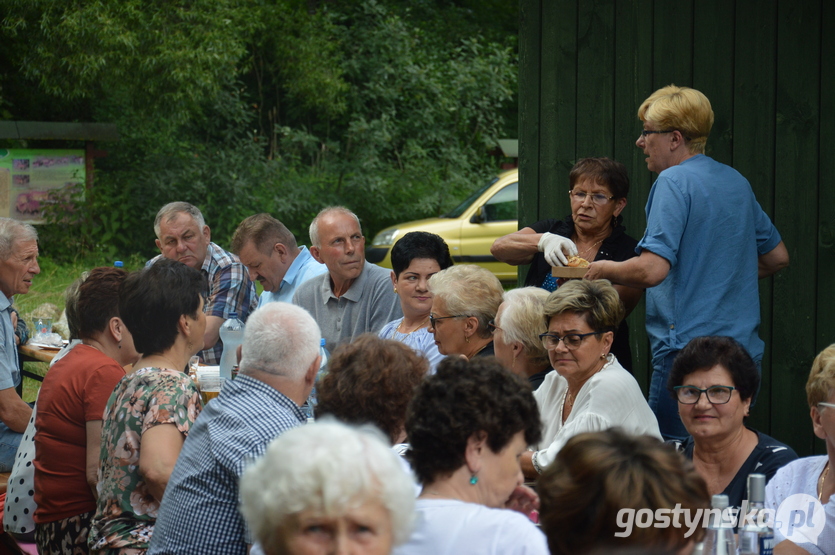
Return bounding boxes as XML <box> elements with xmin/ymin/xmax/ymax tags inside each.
<box><xmin>88</xmin><ymin>367</ymin><xmax>202</xmax><ymax>552</ymax></box>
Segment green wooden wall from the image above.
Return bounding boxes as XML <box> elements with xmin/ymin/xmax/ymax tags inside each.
<box><xmin>519</xmin><ymin>0</ymin><xmax>833</xmax><ymax>456</ymax></box>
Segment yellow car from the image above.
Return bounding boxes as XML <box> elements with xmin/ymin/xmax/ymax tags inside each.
<box><xmin>365</xmin><ymin>169</ymin><xmax>519</xmax><ymax>282</ymax></box>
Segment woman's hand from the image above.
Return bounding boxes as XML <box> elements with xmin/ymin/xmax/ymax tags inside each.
<box><xmin>505</xmin><ymin>484</ymin><xmax>540</xmax><ymax>515</ymax></box>
<box><xmin>538</xmin><ymin>233</ymin><xmax>577</xmax><ymax>267</ymax></box>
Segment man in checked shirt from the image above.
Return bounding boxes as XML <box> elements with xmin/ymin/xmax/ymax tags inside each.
<box><xmin>147</xmin><ymin>201</ymin><xmax>257</xmax><ymax>364</ymax></box>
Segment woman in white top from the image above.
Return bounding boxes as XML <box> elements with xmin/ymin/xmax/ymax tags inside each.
<box><xmin>394</xmin><ymin>357</ymin><xmax>549</xmax><ymax>555</ymax></box>
<box><xmin>766</xmin><ymin>344</ymin><xmax>835</xmax><ymax>555</ymax></box>
<box><xmin>379</xmin><ymin>231</ymin><xmax>453</xmax><ymax>373</ymax></box>
<box><xmin>521</xmin><ymin>279</ymin><xmax>660</xmax><ymax>479</ymax></box>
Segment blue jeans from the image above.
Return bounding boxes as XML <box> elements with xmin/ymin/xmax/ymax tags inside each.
<box><xmin>0</xmin><ymin>419</ymin><xmax>23</xmax><ymax>472</ymax></box>
<box><xmin>648</xmin><ymin>351</ymin><xmax>688</xmax><ymax>442</ymax></box>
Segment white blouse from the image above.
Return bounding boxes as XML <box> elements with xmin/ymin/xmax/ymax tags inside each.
<box><xmin>532</xmin><ymin>354</ymin><xmax>661</xmax><ymax>470</ymax></box>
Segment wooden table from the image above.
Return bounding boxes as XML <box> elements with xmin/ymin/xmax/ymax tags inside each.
<box><xmin>18</xmin><ymin>343</ymin><xmax>59</xmax><ymax>382</ymax></box>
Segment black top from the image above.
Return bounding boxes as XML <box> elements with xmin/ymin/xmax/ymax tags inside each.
<box><xmin>472</xmin><ymin>341</ymin><xmax>495</xmax><ymax>358</ymax></box>
<box><xmin>681</xmin><ymin>429</ymin><xmax>798</xmax><ymax>522</ymax></box>
<box><xmin>524</xmin><ymin>215</ymin><xmax>639</xmax><ymax>372</ymax></box>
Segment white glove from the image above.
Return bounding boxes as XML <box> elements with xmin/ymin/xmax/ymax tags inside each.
<box><xmin>537</xmin><ymin>233</ymin><xmax>577</xmax><ymax>267</ymax></box>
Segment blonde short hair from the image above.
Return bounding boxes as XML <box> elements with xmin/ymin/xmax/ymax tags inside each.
<box><xmin>807</xmin><ymin>344</ymin><xmax>835</xmax><ymax>407</ymax></box>
<box><xmin>500</xmin><ymin>287</ymin><xmax>550</xmax><ymax>366</ymax></box>
<box><xmin>638</xmin><ymin>84</ymin><xmax>714</xmax><ymax>155</ymax></box>
<box><xmin>543</xmin><ymin>279</ymin><xmax>624</xmax><ymax>332</ymax></box>
<box><xmin>428</xmin><ymin>264</ymin><xmax>503</xmax><ymax>339</ymax></box>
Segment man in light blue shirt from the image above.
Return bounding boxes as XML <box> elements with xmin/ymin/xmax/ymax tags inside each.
<box><xmin>585</xmin><ymin>85</ymin><xmax>789</xmax><ymax>441</ymax></box>
<box><xmin>231</xmin><ymin>213</ymin><xmax>327</xmax><ymax>306</ymax></box>
<box><xmin>0</xmin><ymin>218</ymin><xmax>40</xmax><ymax>471</ymax></box>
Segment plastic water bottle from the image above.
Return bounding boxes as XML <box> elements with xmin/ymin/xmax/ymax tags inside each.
<box><xmin>114</xmin><ymin>261</ymin><xmax>124</xmax><ymax>268</ymax></box>
<box><xmin>218</xmin><ymin>312</ymin><xmax>245</xmax><ymax>380</ymax></box>
<box><xmin>738</xmin><ymin>474</ymin><xmax>774</xmax><ymax>555</ymax></box>
<box><xmin>703</xmin><ymin>494</ymin><xmax>736</xmax><ymax>555</ymax></box>
<box><xmin>306</xmin><ymin>339</ymin><xmax>330</xmax><ymax>412</ymax></box>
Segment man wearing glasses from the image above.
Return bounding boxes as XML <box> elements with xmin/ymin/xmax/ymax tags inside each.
<box><xmin>585</xmin><ymin>85</ymin><xmax>789</xmax><ymax>442</ymax></box>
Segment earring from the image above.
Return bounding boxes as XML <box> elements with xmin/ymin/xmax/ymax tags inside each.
<box><xmin>118</xmin><ymin>341</ymin><xmax>122</xmax><ymax>349</ymax></box>
<box><xmin>600</xmin><ymin>353</ymin><xmax>606</xmax><ymax>359</ymax></box>
<box><xmin>187</xmin><ymin>341</ymin><xmax>193</xmax><ymax>351</ymax></box>
<box><xmin>470</xmin><ymin>474</ymin><xmax>478</xmax><ymax>485</ymax></box>
<box><xmin>393</xmin><ymin>286</ymin><xmax>397</xmax><ymax>293</ymax></box>
<box><xmin>465</xmin><ymin>336</ymin><xmax>470</xmax><ymax>344</ymax></box>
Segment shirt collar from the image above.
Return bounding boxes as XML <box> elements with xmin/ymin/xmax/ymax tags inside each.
<box><xmin>280</xmin><ymin>247</ymin><xmax>312</xmax><ymax>292</ymax></box>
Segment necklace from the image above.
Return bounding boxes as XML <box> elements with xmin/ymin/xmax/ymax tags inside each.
<box><xmin>574</xmin><ymin>237</ymin><xmax>604</xmax><ymax>261</ymax></box>
<box><xmin>397</xmin><ymin>317</ymin><xmax>429</xmax><ymax>335</ymax></box>
<box><xmin>819</xmin><ymin>462</ymin><xmax>830</xmax><ymax>501</ymax></box>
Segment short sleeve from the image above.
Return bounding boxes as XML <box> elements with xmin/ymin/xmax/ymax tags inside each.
<box><xmin>754</xmin><ymin>205</ymin><xmax>782</xmax><ymax>255</ymax></box>
<box><xmin>142</xmin><ymin>374</ymin><xmax>202</xmax><ymax>435</ymax></box>
<box><xmin>82</xmin><ymin>363</ymin><xmax>127</xmax><ymax>422</ymax></box>
<box><xmin>637</xmin><ymin>175</ymin><xmax>688</xmax><ymax>266</ymax></box>
<box><xmin>528</xmin><ymin>219</ymin><xmax>561</xmax><ymax>234</ymax></box>
<box><xmin>206</xmin><ymin>263</ymin><xmax>256</xmax><ymax>321</ymax></box>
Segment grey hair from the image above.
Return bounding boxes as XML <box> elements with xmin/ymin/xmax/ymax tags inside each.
<box><xmin>153</xmin><ymin>202</ymin><xmax>206</xmax><ymax>239</ymax></box>
<box><xmin>308</xmin><ymin>206</ymin><xmax>362</xmax><ymax>248</ymax></box>
<box><xmin>500</xmin><ymin>287</ymin><xmax>550</xmax><ymax>365</ymax></box>
<box><xmin>238</xmin><ymin>302</ymin><xmax>321</xmax><ymax>380</ymax></box>
<box><xmin>239</xmin><ymin>419</ymin><xmax>416</xmax><ymax>551</ymax></box>
<box><xmin>427</xmin><ymin>264</ymin><xmax>503</xmax><ymax>339</ymax></box>
<box><xmin>0</xmin><ymin>218</ymin><xmax>37</xmax><ymax>260</ymax></box>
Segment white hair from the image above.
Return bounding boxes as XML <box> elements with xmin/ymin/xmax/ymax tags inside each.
<box><xmin>239</xmin><ymin>419</ymin><xmax>416</xmax><ymax>551</ymax></box>
<box><xmin>0</xmin><ymin>218</ymin><xmax>37</xmax><ymax>260</ymax></box>
<box><xmin>238</xmin><ymin>302</ymin><xmax>321</xmax><ymax>380</ymax></box>
<box><xmin>500</xmin><ymin>287</ymin><xmax>551</xmax><ymax>363</ymax></box>
<box><xmin>153</xmin><ymin>201</ymin><xmax>206</xmax><ymax>239</ymax></box>
<box><xmin>308</xmin><ymin>206</ymin><xmax>361</xmax><ymax>248</ymax></box>
<box><xmin>427</xmin><ymin>264</ymin><xmax>503</xmax><ymax>338</ymax></box>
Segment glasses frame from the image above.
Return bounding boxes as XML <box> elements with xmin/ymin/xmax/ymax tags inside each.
<box><xmin>568</xmin><ymin>190</ymin><xmax>615</xmax><ymax>206</ymax></box>
<box><xmin>673</xmin><ymin>385</ymin><xmax>736</xmax><ymax>405</ymax></box>
<box><xmin>539</xmin><ymin>331</ymin><xmax>602</xmax><ymax>350</ymax></box>
<box><xmin>488</xmin><ymin>319</ymin><xmax>502</xmax><ymax>334</ymax></box>
<box><xmin>817</xmin><ymin>402</ymin><xmax>835</xmax><ymax>410</ymax></box>
<box><xmin>429</xmin><ymin>313</ymin><xmax>469</xmax><ymax>328</ymax></box>
<box><xmin>640</xmin><ymin>129</ymin><xmax>675</xmax><ymax>137</ymax></box>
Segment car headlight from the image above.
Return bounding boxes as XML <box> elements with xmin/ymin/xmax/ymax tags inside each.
<box><xmin>371</xmin><ymin>228</ymin><xmax>399</xmax><ymax>247</ymax></box>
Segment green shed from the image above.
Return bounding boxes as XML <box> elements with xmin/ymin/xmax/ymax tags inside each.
<box><xmin>518</xmin><ymin>0</ymin><xmax>834</xmax><ymax>455</ymax></box>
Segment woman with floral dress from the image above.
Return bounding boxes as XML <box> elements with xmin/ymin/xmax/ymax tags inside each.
<box><xmin>88</xmin><ymin>259</ymin><xmax>206</xmax><ymax>554</ymax></box>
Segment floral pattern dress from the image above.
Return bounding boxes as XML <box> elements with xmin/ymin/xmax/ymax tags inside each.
<box><xmin>87</xmin><ymin>367</ymin><xmax>202</xmax><ymax>553</ymax></box>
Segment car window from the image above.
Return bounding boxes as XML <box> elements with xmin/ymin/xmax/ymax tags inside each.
<box><xmin>482</xmin><ymin>182</ymin><xmax>518</xmax><ymax>222</ymax></box>
<box><xmin>443</xmin><ymin>177</ymin><xmax>499</xmax><ymax>218</ymax></box>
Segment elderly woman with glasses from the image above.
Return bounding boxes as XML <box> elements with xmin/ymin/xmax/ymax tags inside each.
<box><xmin>426</xmin><ymin>264</ymin><xmax>503</xmax><ymax>360</ymax></box>
<box><xmin>669</xmin><ymin>336</ymin><xmax>796</xmax><ymax>513</ymax></box>
<box><xmin>766</xmin><ymin>344</ymin><xmax>835</xmax><ymax>554</ymax></box>
<box><xmin>521</xmin><ymin>279</ymin><xmax>659</xmax><ymax>480</ymax></box>
<box><xmin>491</xmin><ymin>157</ymin><xmax>643</xmax><ymax>372</ymax></box>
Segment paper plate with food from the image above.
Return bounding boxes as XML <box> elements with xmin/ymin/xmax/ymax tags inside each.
<box><xmin>551</xmin><ymin>256</ymin><xmax>590</xmax><ymax>279</ymax></box>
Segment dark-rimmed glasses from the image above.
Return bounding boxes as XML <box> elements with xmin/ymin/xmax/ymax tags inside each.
<box><xmin>568</xmin><ymin>190</ymin><xmax>615</xmax><ymax>206</ymax></box>
<box><xmin>429</xmin><ymin>313</ymin><xmax>469</xmax><ymax>328</ymax></box>
<box><xmin>673</xmin><ymin>385</ymin><xmax>736</xmax><ymax>405</ymax></box>
<box><xmin>539</xmin><ymin>331</ymin><xmax>602</xmax><ymax>350</ymax></box>
<box><xmin>488</xmin><ymin>319</ymin><xmax>502</xmax><ymax>334</ymax></box>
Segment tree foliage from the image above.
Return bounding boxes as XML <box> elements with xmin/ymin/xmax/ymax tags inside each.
<box><xmin>0</xmin><ymin>0</ymin><xmax>517</xmax><ymax>260</ymax></box>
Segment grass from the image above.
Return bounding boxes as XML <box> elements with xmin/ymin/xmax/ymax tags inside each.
<box><xmin>16</xmin><ymin>253</ymin><xmax>148</xmax><ymax>401</ymax></box>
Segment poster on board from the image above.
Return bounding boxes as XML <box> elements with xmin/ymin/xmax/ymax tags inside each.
<box><xmin>0</xmin><ymin>148</ymin><xmax>85</xmax><ymax>223</ymax></box>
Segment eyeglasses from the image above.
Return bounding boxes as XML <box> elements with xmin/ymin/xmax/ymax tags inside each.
<box><xmin>640</xmin><ymin>129</ymin><xmax>675</xmax><ymax>137</ymax></box>
<box><xmin>569</xmin><ymin>190</ymin><xmax>615</xmax><ymax>206</ymax></box>
<box><xmin>539</xmin><ymin>331</ymin><xmax>601</xmax><ymax>350</ymax></box>
<box><xmin>488</xmin><ymin>319</ymin><xmax>502</xmax><ymax>334</ymax></box>
<box><xmin>818</xmin><ymin>402</ymin><xmax>835</xmax><ymax>410</ymax></box>
<box><xmin>429</xmin><ymin>313</ymin><xmax>469</xmax><ymax>328</ymax></box>
<box><xmin>673</xmin><ymin>385</ymin><xmax>736</xmax><ymax>405</ymax></box>
<box><xmin>640</xmin><ymin>129</ymin><xmax>693</xmax><ymax>141</ymax></box>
